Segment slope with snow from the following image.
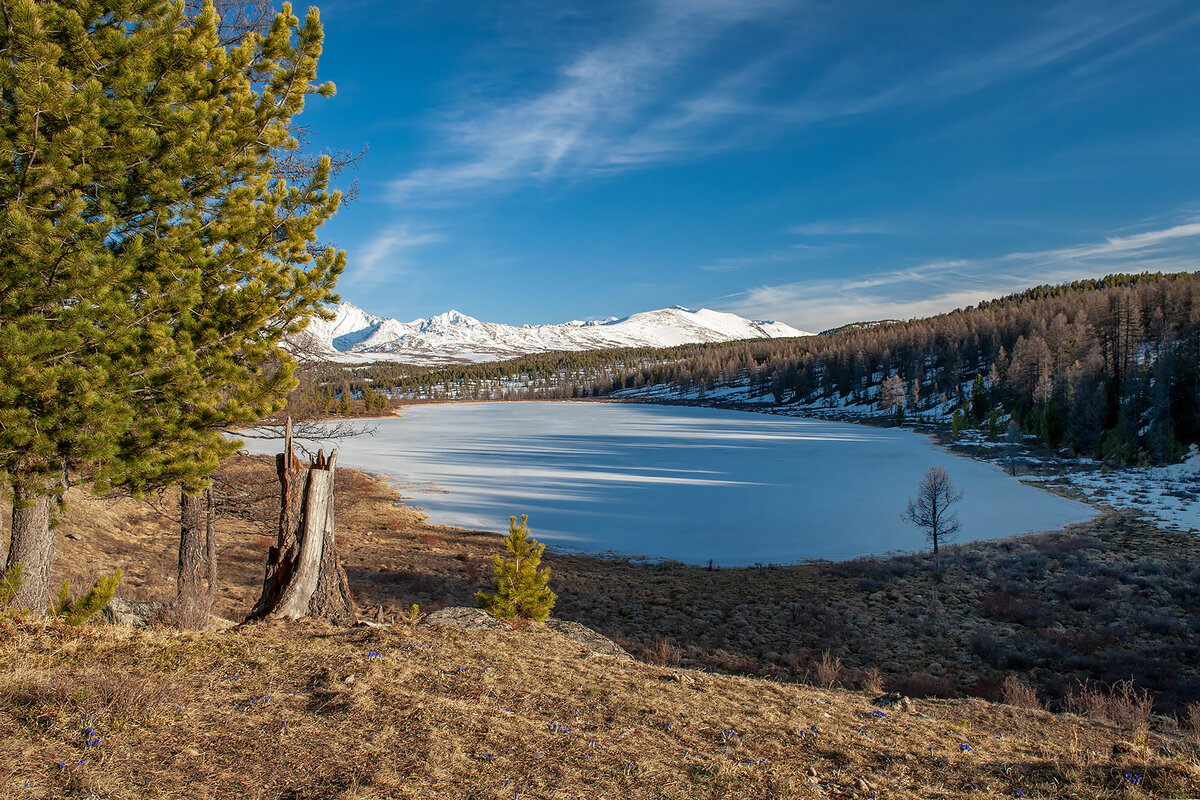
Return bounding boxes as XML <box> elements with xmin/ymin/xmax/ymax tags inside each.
<box><xmin>294</xmin><ymin>303</ymin><xmax>811</xmax><ymax>365</ymax></box>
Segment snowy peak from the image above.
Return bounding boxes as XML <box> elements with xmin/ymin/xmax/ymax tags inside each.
<box><xmin>295</xmin><ymin>302</ymin><xmax>811</xmax><ymax>365</ymax></box>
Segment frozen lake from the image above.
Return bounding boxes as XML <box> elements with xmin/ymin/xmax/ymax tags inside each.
<box><xmin>241</xmin><ymin>402</ymin><xmax>1095</xmax><ymax>566</ymax></box>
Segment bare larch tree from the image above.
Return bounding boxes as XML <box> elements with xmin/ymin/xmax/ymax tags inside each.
<box><xmin>903</xmin><ymin>466</ymin><xmax>963</xmax><ymax>576</ymax></box>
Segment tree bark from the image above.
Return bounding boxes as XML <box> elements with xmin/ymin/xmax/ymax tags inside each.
<box><xmin>6</xmin><ymin>483</ymin><xmax>56</xmax><ymax>615</ymax></box>
<box><xmin>178</xmin><ymin>488</ymin><xmax>217</xmax><ymax>629</ymax></box>
<box><xmin>248</xmin><ymin>419</ymin><xmax>355</xmax><ymax>623</ymax></box>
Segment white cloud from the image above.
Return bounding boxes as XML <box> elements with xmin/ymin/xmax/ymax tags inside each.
<box><xmin>721</xmin><ymin>217</ymin><xmax>1200</xmax><ymax>331</ymax></box>
<box><xmin>389</xmin><ymin>0</ymin><xmax>1172</xmax><ymax>205</ymax></box>
<box><xmin>787</xmin><ymin>219</ymin><xmax>898</xmax><ymax>236</ymax></box>
<box><xmin>343</xmin><ymin>224</ymin><xmax>444</xmax><ymax>288</ymax></box>
<box><xmin>391</xmin><ymin>0</ymin><xmax>793</xmax><ymax>202</ymax></box>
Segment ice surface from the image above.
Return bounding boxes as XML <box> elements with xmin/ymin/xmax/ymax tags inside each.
<box><xmin>239</xmin><ymin>403</ymin><xmax>1095</xmax><ymax>566</ymax></box>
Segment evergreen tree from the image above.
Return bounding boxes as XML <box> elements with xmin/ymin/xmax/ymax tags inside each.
<box><xmin>0</xmin><ymin>0</ymin><xmax>343</xmax><ymax>613</ymax></box>
<box><xmin>476</xmin><ymin>515</ymin><xmax>557</xmax><ymax>622</ymax></box>
<box><xmin>970</xmin><ymin>374</ymin><xmax>989</xmax><ymax>424</ymax></box>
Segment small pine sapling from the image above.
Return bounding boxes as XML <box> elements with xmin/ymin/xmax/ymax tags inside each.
<box><xmin>0</xmin><ymin>564</ymin><xmax>22</xmax><ymax>608</ymax></box>
<box><xmin>477</xmin><ymin>515</ymin><xmax>557</xmax><ymax>621</ymax></box>
<box><xmin>49</xmin><ymin>571</ymin><xmax>123</xmax><ymax>625</ymax></box>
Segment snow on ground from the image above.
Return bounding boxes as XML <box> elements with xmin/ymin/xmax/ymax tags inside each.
<box><xmin>1061</xmin><ymin>445</ymin><xmax>1200</xmax><ymax>532</ymax></box>
<box><xmin>239</xmin><ymin>402</ymin><xmax>1094</xmax><ymax>566</ymax></box>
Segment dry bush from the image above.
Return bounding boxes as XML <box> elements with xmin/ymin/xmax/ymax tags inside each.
<box><xmin>1064</xmin><ymin>680</ymin><xmax>1110</xmax><ymax>719</ymax></box>
<box><xmin>649</xmin><ymin>637</ymin><xmax>682</xmax><ymax>667</ymax></box>
<box><xmin>1064</xmin><ymin>679</ymin><xmax>1153</xmax><ymax>733</ymax></box>
<box><xmin>815</xmin><ymin>650</ymin><xmax>842</xmax><ymax>688</ymax></box>
<box><xmin>1002</xmin><ymin>675</ymin><xmax>1043</xmax><ymax>710</ymax></box>
<box><xmin>1182</xmin><ymin>702</ymin><xmax>1200</xmax><ymax>745</ymax></box>
<box><xmin>861</xmin><ymin>666</ymin><xmax>885</xmax><ymax>694</ymax></box>
<box><xmin>782</xmin><ymin>651</ymin><xmax>807</xmax><ymax>673</ymax></box>
<box><xmin>416</xmin><ymin>533</ymin><xmax>444</xmax><ymax>547</ymax></box>
<box><xmin>1108</xmin><ymin>679</ymin><xmax>1154</xmax><ymax>733</ymax></box>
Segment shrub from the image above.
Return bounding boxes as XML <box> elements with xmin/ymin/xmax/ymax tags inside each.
<box><xmin>814</xmin><ymin>650</ymin><xmax>842</xmax><ymax>688</ymax></box>
<box><xmin>1182</xmin><ymin>702</ymin><xmax>1200</xmax><ymax>746</ymax></box>
<box><xmin>861</xmin><ymin>666</ymin><xmax>885</xmax><ymax>694</ymax></box>
<box><xmin>1002</xmin><ymin>675</ymin><xmax>1043</xmax><ymax>710</ymax></box>
<box><xmin>650</xmin><ymin>637</ymin><xmax>682</xmax><ymax>667</ymax></box>
<box><xmin>1063</xmin><ymin>679</ymin><xmax>1154</xmax><ymax>733</ymax></box>
<box><xmin>1107</xmin><ymin>679</ymin><xmax>1155</xmax><ymax>733</ymax></box>
<box><xmin>476</xmin><ymin>515</ymin><xmax>556</xmax><ymax>622</ymax></box>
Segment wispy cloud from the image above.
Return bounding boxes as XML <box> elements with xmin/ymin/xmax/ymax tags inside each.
<box><xmin>788</xmin><ymin>219</ymin><xmax>898</xmax><ymax>236</ymax></box>
<box><xmin>721</xmin><ymin>216</ymin><xmax>1200</xmax><ymax>331</ymax></box>
<box><xmin>390</xmin><ymin>0</ymin><xmax>1171</xmax><ymax>204</ymax></box>
<box><xmin>343</xmin><ymin>224</ymin><xmax>444</xmax><ymax>288</ymax></box>
<box><xmin>391</xmin><ymin>0</ymin><xmax>792</xmax><ymax>202</ymax></box>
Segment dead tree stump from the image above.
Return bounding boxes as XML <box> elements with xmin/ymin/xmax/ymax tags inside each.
<box><xmin>247</xmin><ymin>419</ymin><xmax>355</xmax><ymax>624</ymax></box>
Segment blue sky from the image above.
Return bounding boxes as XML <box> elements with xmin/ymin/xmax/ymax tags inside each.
<box><xmin>297</xmin><ymin>0</ymin><xmax>1200</xmax><ymax>332</ymax></box>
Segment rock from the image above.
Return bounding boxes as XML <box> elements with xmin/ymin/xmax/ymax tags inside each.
<box><xmin>422</xmin><ymin>606</ymin><xmax>509</xmax><ymax>631</ymax></box>
<box><xmin>546</xmin><ymin>618</ymin><xmax>634</xmax><ymax>661</ymax></box>
<box><xmin>663</xmin><ymin>671</ymin><xmax>697</xmax><ymax>686</ymax></box>
<box><xmin>101</xmin><ymin>597</ymin><xmax>166</xmax><ymax>627</ymax></box>
<box><xmin>872</xmin><ymin>692</ymin><xmax>914</xmax><ymax>712</ymax></box>
<box><xmin>65</xmin><ymin>533</ymin><xmax>83</xmax><ymax>541</ymax></box>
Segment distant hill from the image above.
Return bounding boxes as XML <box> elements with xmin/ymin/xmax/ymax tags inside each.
<box><xmin>818</xmin><ymin>319</ymin><xmax>901</xmax><ymax>336</ymax></box>
<box><xmin>292</xmin><ymin>302</ymin><xmax>811</xmax><ymax>365</ymax></box>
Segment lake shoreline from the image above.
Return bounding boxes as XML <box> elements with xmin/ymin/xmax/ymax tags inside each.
<box><xmin>240</xmin><ymin>401</ymin><xmax>1094</xmax><ymax>565</ymax></box>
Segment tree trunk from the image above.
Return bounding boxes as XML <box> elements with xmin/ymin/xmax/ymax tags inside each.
<box><xmin>5</xmin><ymin>482</ymin><xmax>56</xmax><ymax>615</ymax></box>
<box><xmin>248</xmin><ymin>419</ymin><xmax>355</xmax><ymax>624</ymax></box>
<box><xmin>177</xmin><ymin>488</ymin><xmax>217</xmax><ymax>629</ymax></box>
<box><xmin>0</xmin><ymin>492</ymin><xmax>9</xmax><ymax>569</ymax></box>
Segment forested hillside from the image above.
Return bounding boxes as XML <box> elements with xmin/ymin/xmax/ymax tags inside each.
<box><xmin>299</xmin><ymin>272</ymin><xmax>1200</xmax><ymax>465</ymax></box>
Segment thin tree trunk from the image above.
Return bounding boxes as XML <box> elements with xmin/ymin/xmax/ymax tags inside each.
<box><xmin>205</xmin><ymin>490</ymin><xmax>217</xmax><ymax>598</ymax></box>
<box><xmin>0</xmin><ymin>485</ymin><xmax>9</xmax><ymax>569</ymax></box>
<box><xmin>6</xmin><ymin>482</ymin><xmax>56</xmax><ymax>615</ymax></box>
<box><xmin>178</xmin><ymin>488</ymin><xmax>217</xmax><ymax>629</ymax></box>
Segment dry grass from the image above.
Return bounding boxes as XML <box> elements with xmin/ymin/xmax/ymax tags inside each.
<box><xmin>2</xmin><ymin>617</ymin><xmax>1199</xmax><ymax>799</ymax></box>
<box><xmin>1065</xmin><ymin>680</ymin><xmax>1155</xmax><ymax>735</ymax></box>
<box><xmin>815</xmin><ymin>651</ymin><xmax>843</xmax><ymax>689</ymax></box>
<box><xmin>45</xmin><ymin>455</ymin><xmax>1200</xmax><ymax>722</ymax></box>
<box><xmin>9</xmin><ymin>453</ymin><xmax>1200</xmax><ymax>796</ymax></box>
<box><xmin>1002</xmin><ymin>676</ymin><xmax>1044</xmax><ymax>711</ymax></box>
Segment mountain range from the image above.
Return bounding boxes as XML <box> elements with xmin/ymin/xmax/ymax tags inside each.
<box><xmin>294</xmin><ymin>303</ymin><xmax>811</xmax><ymax>365</ymax></box>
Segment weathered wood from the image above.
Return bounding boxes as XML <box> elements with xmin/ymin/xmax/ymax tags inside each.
<box><xmin>249</xmin><ymin>419</ymin><xmax>306</xmax><ymax>619</ymax></box>
<box><xmin>269</xmin><ymin>469</ymin><xmax>333</xmax><ymax>619</ymax></box>
<box><xmin>248</xmin><ymin>419</ymin><xmax>355</xmax><ymax>623</ymax></box>
<box><xmin>6</xmin><ymin>483</ymin><xmax>55</xmax><ymax>615</ymax></box>
<box><xmin>306</xmin><ymin>452</ymin><xmax>355</xmax><ymax>625</ymax></box>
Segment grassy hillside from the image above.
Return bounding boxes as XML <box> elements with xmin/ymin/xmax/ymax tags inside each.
<box><xmin>3</xmin><ymin>616</ymin><xmax>1200</xmax><ymax>799</ymax></box>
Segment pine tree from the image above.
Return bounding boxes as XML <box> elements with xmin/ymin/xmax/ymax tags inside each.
<box><xmin>476</xmin><ymin>515</ymin><xmax>557</xmax><ymax>622</ymax></box>
<box><xmin>0</xmin><ymin>1</ymin><xmax>343</xmax><ymax>614</ymax></box>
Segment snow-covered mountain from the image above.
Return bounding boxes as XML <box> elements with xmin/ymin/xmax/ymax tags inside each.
<box><xmin>294</xmin><ymin>303</ymin><xmax>811</xmax><ymax>365</ymax></box>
